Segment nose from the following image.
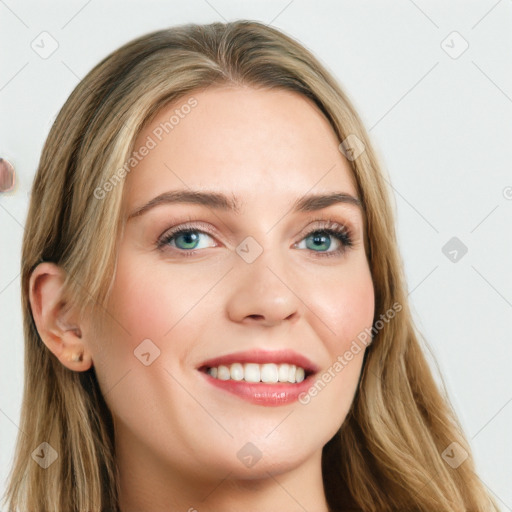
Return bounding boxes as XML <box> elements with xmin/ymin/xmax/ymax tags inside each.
<box><xmin>225</xmin><ymin>246</ymin><xmax>301</xmax><ymax>327</ymax></box>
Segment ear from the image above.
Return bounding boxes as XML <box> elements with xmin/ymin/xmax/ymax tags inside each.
<box><xmin>28</xmin><ymin>262</ymin><xmax>93</xmax><ymax>371</ymax></box>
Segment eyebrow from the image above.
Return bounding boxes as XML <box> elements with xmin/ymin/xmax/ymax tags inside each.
<box><xmin>127</xmin><ymin>189</ymin><xmax>362</xmax><ymax>220</ymax></box>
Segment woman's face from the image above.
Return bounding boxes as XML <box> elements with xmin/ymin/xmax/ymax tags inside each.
<box><xmin>88</xmin><ymin>86</ymin><xmax>374</xmax><ymax>482</ymax></box>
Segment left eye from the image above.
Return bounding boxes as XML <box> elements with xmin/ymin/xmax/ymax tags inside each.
<box><xmin>295</xmin><ymin>230</ymin><xmax>346</xmax><ymax>253</ymax></box>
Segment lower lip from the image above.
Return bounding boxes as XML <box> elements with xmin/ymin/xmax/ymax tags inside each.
<box><xmin>199</xmin><ymin>371</ymin><xmax>315</xmax><ymax>406</ymax></box>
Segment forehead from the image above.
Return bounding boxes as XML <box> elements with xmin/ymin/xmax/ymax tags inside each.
<box><xmin>125</xmin><ymin>86</ymin><xmax>358</xmax><ymax>211</ymax></box>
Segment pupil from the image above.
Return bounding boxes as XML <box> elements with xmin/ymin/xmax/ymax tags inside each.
<box><xmin>309</xmin><ymin>232</ymin><xmax>330</xmax><ymax>251</ymax></box>
<box><xmin>179</xmin><ymin>232</ymin><xmax>198</xmax><ymax>248</ymax></box>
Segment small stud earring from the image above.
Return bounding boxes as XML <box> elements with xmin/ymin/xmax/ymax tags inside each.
<box><xmin>70</xmin><ymin>352</ymin><xmax>83</xmax><ymax>363</ymax></box>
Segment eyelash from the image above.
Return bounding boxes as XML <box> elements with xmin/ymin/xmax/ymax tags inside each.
<box><xmin>156</xmin><ymin>218</ymin><xmax>353</xmax><ymax>259</ymax></box>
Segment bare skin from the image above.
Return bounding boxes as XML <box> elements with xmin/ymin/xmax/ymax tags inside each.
<box><xmin>30</xmin><ymin>86</ymin><xmax>375</xmax><ymax>512</ymax></box>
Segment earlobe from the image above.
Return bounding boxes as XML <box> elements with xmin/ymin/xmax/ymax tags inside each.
<box><xmin>29</xmin><ymin>262</ymin><xmax>93</xmax><ymax>372</ymax></box>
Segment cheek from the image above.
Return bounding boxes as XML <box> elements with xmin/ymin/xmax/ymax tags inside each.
<box><xmin>295</xmin><ymin>261</ymin><xmax>374</xmax><ymax>437</ymax></box>
<box><xmin>311</xmin><ymin>260</ymin><xmax>375</xmax><ymax>350</ymax></box>
<box><xmin>106</xmin><ymin>255</ymin><xmax>213</xmax><ymax>348</ymax></box>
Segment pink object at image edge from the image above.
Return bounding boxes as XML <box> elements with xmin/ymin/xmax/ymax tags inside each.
<box><xmin>0</xmin><ymin>158</ymin><xmax>15</xmax><ymax>192</ymax></box>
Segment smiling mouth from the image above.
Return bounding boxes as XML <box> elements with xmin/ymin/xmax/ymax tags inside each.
<box><xmin>200</xmin><ymin>362</ymin><xmax>312</xmax><ymax>384</ymax></box>
<box><xmin>197</xmin><ymin>349</ymin><xmax>319</xmax><ymax>405</ymax></box>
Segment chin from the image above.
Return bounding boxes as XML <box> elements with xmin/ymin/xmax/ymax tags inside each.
<box><xmin>198</xmin><ymin>429</ymin><xmax>327</xmax><ymax>479</ymax></box>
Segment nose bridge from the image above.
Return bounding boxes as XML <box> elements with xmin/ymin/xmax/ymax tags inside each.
<box><xmin>226</xmin><ymin>233</ymin><xmax>301</xmax><ymax>325</ymax></box>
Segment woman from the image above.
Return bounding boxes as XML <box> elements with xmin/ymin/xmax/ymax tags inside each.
<box><xmin>3</xmin><ymin>20</ymin><xmax>499</xmax><ymax>512</ymax></box>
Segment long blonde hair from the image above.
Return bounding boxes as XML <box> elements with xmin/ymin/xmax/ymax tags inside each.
<box><xmin>4</xmin><ymin>20</ymin><xmax>499</xmax><ymax>511</ymax></box>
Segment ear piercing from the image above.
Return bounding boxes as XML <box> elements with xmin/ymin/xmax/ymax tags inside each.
<box><xmin>70</xmin><ymin>352</ymin><xmax>84</xmax><ymax>363</ymax></box>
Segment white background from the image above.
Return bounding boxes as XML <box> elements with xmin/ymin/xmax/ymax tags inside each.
<box><xmin>1</xmin><ymin>0</ymin><xmax>511</xmax><ymax>509</ymax></box>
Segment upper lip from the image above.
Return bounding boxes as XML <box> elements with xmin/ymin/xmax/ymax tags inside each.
<box><xmin>197</xmin><ymin>349</ymin><xmax>320</xmax><ymax>375</ymax></box>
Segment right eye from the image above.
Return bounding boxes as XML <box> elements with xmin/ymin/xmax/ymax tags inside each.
<box><xmin>158</xmin><ymin>226</ymin><xmax>218</xmax><ymax>254</ymax></box>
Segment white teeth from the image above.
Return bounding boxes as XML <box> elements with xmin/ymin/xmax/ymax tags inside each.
<box><xmin>260</xmin><ymin>363</ymin><xmax>278</xmax><ymax>383</ymax></box>
<box><xmin>230</xmin><ymin>363</ymin><xmax>244</xmax><ymax>381</ymax></box>
<box><xmin>287</xmin><ymin>365</ymin><xmax>296</xmax><ymax>383</ymax></box>
<box><xmin>244</xmin><ymin>363</ymin><xmax>260</xmax><ymax>383</ymax></box>
<box><xmin>217</xmin><ymin>365</ymin><xmax>230</xmax><ymax>380</ymax></box>
<box><xmin>278</xmin><ymin>363</ymin><xmax>290</xmax><ymax>382</ymax></box>
<box><xmin>206</xmin><ymin>362</ymin><xmax>308</xmax><ymax>384</ymax></box>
